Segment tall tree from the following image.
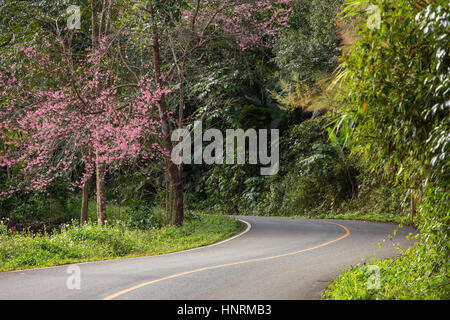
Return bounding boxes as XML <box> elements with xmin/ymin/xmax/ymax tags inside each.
<box><xmin>148</xmin><ymin>2</ymin><xmax>184</xmax><ymax>226</ymax></box>
<box><xmin>139</xmin><ymin>0</ymin><xmax>295</xmax><ymax>225</ymax></box>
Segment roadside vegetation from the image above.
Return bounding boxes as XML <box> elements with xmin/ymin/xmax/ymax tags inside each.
<box><xmin>323</xmin><ymin>186</ymin><xmax>449</xmax><ymax>300</ymax></box>
<box><xmin>321</xmin><ymin>0</ymin><xmax>449</xmax><ymax>299</ymax></box>
<box><xmin>0</xmin><ymin>0</ymin><xmax>447</xmax><ymax>299</ymax></box>
<box><xmin>189</xmin><ymin>0</ymin><xmax>449</xmax><ymax>300</ymax></box>
<box><xmin>0</xmin><ymin>213</ymin><xmax>242</xmax><ymax>272</ymax></box>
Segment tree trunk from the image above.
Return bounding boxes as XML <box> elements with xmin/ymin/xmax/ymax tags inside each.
<box><xmin>149</xmin><ymin>3</ymin><xmax>184</xmax><ymax>226</ymax></box>
<box><xmin>91</xmin><ymin>0</ymin><xmax>107</xmax><ymax>226</ymax></box>
<box><xmin>178</xmin><ymin>66</ymin><xmax>185</xmax><ymax>178</ymax></box>
<box><xmin>410</xmin><ymin>191</ymin><xmax>418</xmax><ymax>223</ymax></box>
<box><xmin>91</xmin><ymin>0</ymin><xmax>99</xmax><ymax>49</ymax></box>
<box><xmin>165</xmin><ymin>176</ymin><xmax>170</xmax><ymax>225</ymax></box>
<box><xmin>96</xmin><ymin>155</ymin><xmax>107</xmax><ymax>225</ymax></box>
<box><xmin>80</xmin><ymin>179</ymin><xmax>89</xmax><ymax>224</ymax></box>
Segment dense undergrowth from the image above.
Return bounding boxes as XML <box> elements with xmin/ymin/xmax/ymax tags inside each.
<box><xmin>322</xmin><ymin>0</ymin><xmax>449</xmax><ymax>300</ymax></box>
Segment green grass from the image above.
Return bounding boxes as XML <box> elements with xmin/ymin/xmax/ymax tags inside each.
<box><xmin>310</xmin><ymin>210</ymin><xmax>407</xmax><ymax>224</ymax></box>
<box><xmin>322</xmin><ymin>244</ymin><xmax>450</xmax><ymax>300</ymax></box>
<box><xmin>321</xmin><ymin>187</ymin><xmax>449</xmax><ymax>300</ymax></box>
<box><xmin>0</xmin><ymin>214</ymin><xmax>243</xmax><ymax>272</ymax></box>
<box><xmin>286</xmin><ymin>209</ymin><xmax>408</xmax><ymax>225</ymax></box>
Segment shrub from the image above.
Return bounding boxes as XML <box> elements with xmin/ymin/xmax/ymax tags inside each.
<box><xmin>119</xmin><ymin>199</ymin><xmax>164</xmax><ymax>230</ymax></box>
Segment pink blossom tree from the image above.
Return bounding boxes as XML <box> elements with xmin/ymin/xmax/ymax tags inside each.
<box><xmin>0</xmin><ymin>1</ymin><xmax>166</xmax><ymax>225</ymax></box>
<box><xmin>0</xmin><ymin>43</ymin><xmax>165</xmax><ymax>224</ymax></box>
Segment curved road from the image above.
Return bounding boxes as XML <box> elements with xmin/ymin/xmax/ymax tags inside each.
<box><xmin>0</xmin><ymin>216</ymin><xmax>416</xmax><ymax>300</ymax></box>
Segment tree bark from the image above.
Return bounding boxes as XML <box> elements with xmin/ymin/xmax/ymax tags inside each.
<box><xmin>80</xmin><ymin>180</ymin><xmax>89</xmax><ymax>224</ymax></box>
<box><xmin>165</xmin><ymin>175</ymin><xmax>170</xmax><ymax>225</ymax></box>
<box><xmin>91</xmin><ymin>0</ymin><xmax>107</xmax><ymax>226</ymax></box>
<box><xmin>91</xmin><ymin>0</ymin><xmax>99</xmax><ymax>49</ymax></box>
<box><xmin>149</xmin><ymin>3</ymin><xmax>184</xmax><ymax>226</ymax></box>
<box><xmin>410</xmin><ymin>191</ymin><xmax>418</xmax><ymax>223</ymax></box>
<box><xmin>96</xmin><ymin>154</ymin><xmax>107</xmax><ymax>225</ymax></box>
<box><xmin>178</xmin><ymin>65</ymin><xmax>185</xmax><ymax>178</ymax></box>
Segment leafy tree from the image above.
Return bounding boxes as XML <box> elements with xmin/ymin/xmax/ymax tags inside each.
<box><xmin>128</xmin><ymin>0</ymin><xmax>297</xmax><ymax>225</ymax></box>
<box><xmin>273</xmin><ymin>0</ymin><xmax>343</xmax><ymax>84</ymax></box>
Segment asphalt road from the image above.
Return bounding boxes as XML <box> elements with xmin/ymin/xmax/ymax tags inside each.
<box><xmin>0</xmin><ymin>216</ymin><xmax>416</xmax><ymax>300</ymax></box>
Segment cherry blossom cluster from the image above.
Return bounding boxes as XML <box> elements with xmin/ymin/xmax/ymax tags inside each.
<box><xmin>205</xmin><ymin>0</ymin><xmax>294</xmax><ymax>50</ymax></box>
<box><xmin>0</xmin><ymin>41</ymin><xmax>166</xmax><ymax>194</ymax></box>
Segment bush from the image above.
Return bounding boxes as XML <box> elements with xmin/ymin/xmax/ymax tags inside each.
<box><xmin>273</xmin><ymin>0</ymin><xmax>342</xmax><ymax>84</ymax></box>
<box><xmin>322</xmin><ymin>1</ymin><xmax>449</xmax><ymax>299</ymax></box>
<box><xmin>0</xmin><ymin>186</ymin><xmax>79</xmax><ymax>232</ymax></box>
<box><xmin>119</xmin><ymin>199</ymin><xmax>164</xmax><ymax>230</ymax></box>
<box><xmin>236</xmin><ymin>118</ymin><xmax>359</xmax><ymax>217</ymax></box>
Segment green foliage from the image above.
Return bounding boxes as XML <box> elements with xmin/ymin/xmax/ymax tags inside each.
<box><xmin>339</xmin><ymin>0</ymin><xmax>450</xmax><ymax>189</ymax></box>
<box><xmin>201</xmin><ymin>164</ymin><xmax>259</xmax><ymax>214</ymax></box>
<box><xmin>119</xmin><ymin>199</ymin><xmax>164</xmax><ymax>230</ymax></box>
<box><xmin>323</xmin><ymin>0</ymin><xmax>449</xmax><ymax>300</ymax></box>
<box><xmin>0</xmin><ymin>214</ymin><xmax>242</xmax><ymax>272</ymax></box>
<box><xmin>191</xmin><ymin>58</ymin><xmax>281</xmax><ymax>130</ymax></box>
<box><xmin>196</xmin><ymin>117</ymin><xmax>361</xmax><ymax>218</ymax></box>
<box><xmin>260</xmin><ymin>119</ymin><xmax>358</xmax><ymax>216</ymax></box>
<box><xmin>0</xmin><ymin>179</ymin><xmax>79</xmax><ymax>231</ymax></box>
<box><xmin>312</xmin><ymin>182</ymin><xmax>408</xmax><ymax>223</ymax></box>
<box><xmin>323</xmin><ymin>186</ymin><xmax>449</xmax><ymax>299</ymax></box>
<box><xmin>274</xmin><ymin>0</ymin><xmax>343</xmax><ymax>84</ymax></box>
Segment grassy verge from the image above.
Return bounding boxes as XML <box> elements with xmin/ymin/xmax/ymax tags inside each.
<box><xmin>322</xmin><ymin>243</ymin><xmax>449</xmax><ymax>300</ymax></box>
<box><xmin>0</xmin><ymin>214</ymin><xmax>243</xmax><ymax>272</ymax></box>
<box><xmin>292</xmin><ymin>210</ymin><xmax>407</xmax><ymax>224</ymax></box>
<box><xmin>321</xmin><ymin>187</ymin><xmax>449</xmax><ymax>300</ymax></box>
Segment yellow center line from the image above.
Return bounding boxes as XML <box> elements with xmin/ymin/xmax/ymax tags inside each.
<box><xmin>102</xmin><ymin>220</ymin><xmax>350</xmax><ymax>300</ymax></box>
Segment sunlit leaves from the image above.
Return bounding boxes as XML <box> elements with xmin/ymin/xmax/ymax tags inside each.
<box><xmin>339</xmin><ymin>0</ymin><xmax>449</xmax><ymax>189</ymax></box>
